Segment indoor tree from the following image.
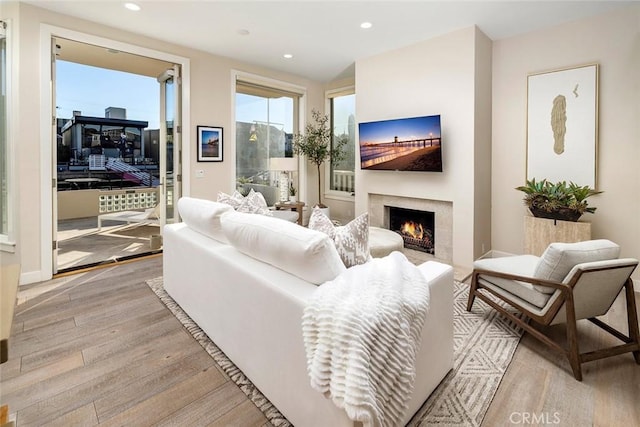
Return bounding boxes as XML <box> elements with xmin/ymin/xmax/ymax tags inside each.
<box><xmin>292</xmin><ymin>109</ymin><xmax>346</xmax><ymax>208</ymax></box>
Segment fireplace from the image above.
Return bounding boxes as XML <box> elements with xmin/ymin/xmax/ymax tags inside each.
<box><xmin>388</xmin><ymin>206</ymin><xmax>435</xmax><ymax>254</ymax></box>
<box><xmin>370</xmin><ymin>194</ymin><xmax>452</xmax><ymax>263</ymax></box>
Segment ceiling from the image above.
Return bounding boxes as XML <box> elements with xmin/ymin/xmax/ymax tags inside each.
<box><xmin>55</xmin><ymin>37</ymin><xmax>174</xmax><ymax>78</ymax></box>
<box><xmin>30</xmin><ymin>0</ymin><xmax>634</xmax><ymax>82</ymax></box>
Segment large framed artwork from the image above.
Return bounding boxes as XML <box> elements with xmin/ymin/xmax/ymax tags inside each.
<box><xmin>197</xmin><ymin>125</ymin><xmax>223</xmax><ymax>162</ymax></box>
<box><xmin>526</xmin><ymin>63</ymin><xmax>599</xmax><ymax>189</ymax></box>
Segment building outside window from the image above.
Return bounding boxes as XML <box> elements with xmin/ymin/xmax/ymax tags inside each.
<box><xmin>328</xmin><ymin>90</ymin><xmax>355</xmax><ymax>194</ymax></box>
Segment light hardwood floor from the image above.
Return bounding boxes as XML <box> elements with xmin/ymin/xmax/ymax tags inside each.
<box><xmin>0</xmin><ymin>257</ymin><xmax>268</xmax><ymax>427</ymax></box>
<box><xmin>1</xmin><ymin>256</ymin><xmax>639</xmax><ymax>426</ymax></box>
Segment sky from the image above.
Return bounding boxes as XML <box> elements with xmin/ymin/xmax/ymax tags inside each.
<box><xmin>56</xmin><ymin>60</ymin><xmax>160</xmax><ymax>129</ymax></box>
<box><xmin>55</xmin><ymin>59</ymin><xmax>351</xmax><ymax>137</ymax></box>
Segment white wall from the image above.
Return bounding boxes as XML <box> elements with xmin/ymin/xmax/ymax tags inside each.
<box><xmin>8</xmin><ymin>2</ymin><xmax>324</xmax><ymax>283</ymax></box>
<box><xmin>355</xmin><ymin>26</ymin><xmax>492</xmax><ymax>268</ymax></box>
<box><xmin>492</xmin><ymin>5</ymin><xmax>640</xmax><ymax>280</ymax></box>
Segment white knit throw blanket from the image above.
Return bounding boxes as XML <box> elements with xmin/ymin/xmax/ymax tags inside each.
<box><xmin>302</xmin><ymin>251</ymin><xmax>431</xmax><ymax>427</ymax></box>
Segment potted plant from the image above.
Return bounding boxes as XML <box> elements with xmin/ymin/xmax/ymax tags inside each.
<box><xmin>289</xmin><ymin>183</ymin><xmax>297</xmax><ymax>203</ymax></box>
<box><xmin>515</xmin><ymin>178</ymin><xmax>602</xmax><ymax>222</ymax></box>
<box><xmin>292</xmin><ymin>109</ymin><xmax>347</xmax><ymax>214</ymax></box>
<box><xmin>236</xmin><ymin>176</ymin><xmax>252</xmax><ymax>196</ymax></box>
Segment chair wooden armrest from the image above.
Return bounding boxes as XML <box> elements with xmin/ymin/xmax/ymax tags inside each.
<box><xmin>472</xmin><ymin>268</ymin><xmax>569</xmax><ymax>292</ymax></box>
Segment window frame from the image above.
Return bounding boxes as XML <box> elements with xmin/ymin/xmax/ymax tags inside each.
<box><xmin>324</xmin><ymin>86</ymin><xmax>356</xmax><ymax>202</ymax></box>
<box><xmin>0</xmin><ymin>19</ymin><xmax>15</xmax><ymax>252</ymax></box>
<box><xmin>232</xmin><ymin>71</ymin><xmax>307</xmax><ymax>204</ymax></box>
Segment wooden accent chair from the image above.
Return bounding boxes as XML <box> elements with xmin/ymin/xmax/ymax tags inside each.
<box><xmin>467</xmin><ymin>239</ymin><xmax>639</xmax><ymax>381</ymax></box>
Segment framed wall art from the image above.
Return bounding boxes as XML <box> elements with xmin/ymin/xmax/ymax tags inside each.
<box><xmin>526</xmin><ymin>63</ymin><xmax>599</xmax><ymax>188</ymax></box>
<box><xmin>197</xmin><ymin>125</ymin><xmax>223</xmax><ymax>162</ymax></box>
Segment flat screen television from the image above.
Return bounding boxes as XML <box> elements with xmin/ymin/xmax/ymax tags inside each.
<box><xmin>358</xmin><ymin>114</ymin><xmax>442</xmax><ymax>172</ymax></box>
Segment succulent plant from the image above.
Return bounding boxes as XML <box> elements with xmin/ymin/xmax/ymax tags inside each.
<box><xmin>515</xmin><ymin>178</ymin><xmax>602</xmax><ymax>221</ymax></box>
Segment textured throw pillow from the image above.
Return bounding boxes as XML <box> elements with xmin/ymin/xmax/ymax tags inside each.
<box><xmin>217</xmin><ymin>190</ymin><xmax>245</xmax><ymax>209</ymax></box>
<box><xmin>237</xmin><ymin>189</ymin><xmax>272</xmax><ymax>216</ymax></box>
<box><xmin>217</xmin><ymin>189</ymin><xmax>273</xmax><ymax>216</ymax></box>
<box><xmin>308</xmin><ymin>208</ymin><xmax>370</xmax><ymax>268</ymax></box>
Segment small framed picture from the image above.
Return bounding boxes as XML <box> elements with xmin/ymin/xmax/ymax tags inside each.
<box><xmin>197</xmin><ymin>126</ymin><xmax>223</xmax><ymax>162</ymax></box>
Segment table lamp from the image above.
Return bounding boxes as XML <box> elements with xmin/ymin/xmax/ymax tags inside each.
<box><xmin>269</xmin><ymin>157</ymin><xmax>298</xmax><ymax>202</ymax></box>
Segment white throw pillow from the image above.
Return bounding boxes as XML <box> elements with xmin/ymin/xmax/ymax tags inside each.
<box><xmin>177</xmin><ymin>197</ymin><xmax>234</xmax><ymax>243</ymax></box>
<box><xmin>221</xmin><ymin>211</ymin><xmax>346</xmax><ymax>285</ymax></box>
<box><xmin>308</xmin><ymin>208</ymin><xmax>371</xmax><ymax>268</ymax></box>
<box><xmin>533</xmin><ymin>239</ymin><xmax>620</xmax><ymax>291</ymax></box>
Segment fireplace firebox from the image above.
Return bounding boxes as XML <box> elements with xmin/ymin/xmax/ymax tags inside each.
<box><xmin>388</xmin><ymin>206</ymin><xmax>435</xmax><ymax>254</ymax></box>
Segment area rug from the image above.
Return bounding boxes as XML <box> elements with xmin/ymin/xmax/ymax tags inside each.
<box><xmin>146</xmin><ymin>277</ymin><xmax>523</xmax><ymax>427</ymax></box>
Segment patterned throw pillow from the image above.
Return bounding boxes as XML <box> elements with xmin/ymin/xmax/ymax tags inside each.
<box><xmin>308</xmin><ymin>208</ymin><xmax>370</xmax><ymax>268</ymax></box>
<box><xmin>217</xmin><ymin>190</ymin><xmax>245</xmax><ymax>209</ymax></box>
<box><xmin>219</xmin><ymin>189</ymin><xmax>272</xmax><ymax>216</ymax></box>
<box><xmin>238</xmin><ymin>189</ymin><xmax>272</xmax><ymax>216</ymax></box>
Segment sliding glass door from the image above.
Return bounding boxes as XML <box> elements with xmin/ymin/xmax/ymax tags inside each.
<box><xmin>158</xmin><ymin>66</ymin><xmax>181</xmax><ymax>226</ymax></box>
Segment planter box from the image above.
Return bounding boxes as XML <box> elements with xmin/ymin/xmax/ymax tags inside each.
<box><xmin>524</xmin><ymin>215</ymin><xmax>591</xmax><ymax>256</ymax></box>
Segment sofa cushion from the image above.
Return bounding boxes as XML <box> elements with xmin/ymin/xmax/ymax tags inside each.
<box><xmin>308</xmin><ymin>208</ymin><xmax>371</xmax><ymax>268</ymax></box>
<box><xmin>221</xmin><ymin>211</ymin><xmax>346</xmax><ymax>285</ymax></box>
<box><xmin>533</xmin><ymin>239</ymin><xmax>620</xmax><ymax>292</ymax></box>
<box><xmin>177</xmin><ymin>197</ymin><xmax>233</xmax><ymax>243</ymax></box>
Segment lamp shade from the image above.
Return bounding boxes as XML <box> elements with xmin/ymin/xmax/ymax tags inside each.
<box><xmin>269</xmin><ymin>157</ymin><xmax>298</xmax><ymax>171</ymax></box>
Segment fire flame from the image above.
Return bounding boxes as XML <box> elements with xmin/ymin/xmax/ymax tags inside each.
<box><xmin>400</xmin><ymin>221</ymin><xmax>424</xmax><ymax>239</ymax></box>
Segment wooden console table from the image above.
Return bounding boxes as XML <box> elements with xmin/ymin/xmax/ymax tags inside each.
<box><xmin>274</xmin><ymin>201</ymin><xmax>305</xmax><ymax>225</ymax></box>
<box><xmin>524</xmin><ymin>216</ymin><xmax>591</xmax><ymax>256</ymax></box>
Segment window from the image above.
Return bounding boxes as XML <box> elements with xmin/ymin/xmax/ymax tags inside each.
<box><xmin>328</xmin><ymin>90</ymin><xmax>355</xmax><ymax>194</ymax></box>
<box><xmin>0</xmin><ymin>19</ymin><xmax>11</xmax><ymax>245</ymax></box>
<box><xmin>235</xmin><ymin>78</ymin><xmax>300</xmax><ymax>206</ymax></box>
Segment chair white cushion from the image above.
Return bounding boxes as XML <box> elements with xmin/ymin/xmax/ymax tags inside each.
<box><xmin>177</xmin><ymin>197</ymin><xmax>233</xmax><ymax>243</ymax></box>
<box><xmin>221</xmin><ymin>211</ymin><xmax>346</xmax><ymax>285</ymax></box>
<box><xmin>533</xmin><ymin>239</ymin><xmax>620</xmax><ymax>292</ymax></box>
<box><xmin>308</xmin><ymin>208</ymin><xmax>371</xmax><ymax>268</ymax></box>
<box><xmin>474</xmin><ymin>255</ymin><xmax>552</xmax><ymax>308</ymax></box>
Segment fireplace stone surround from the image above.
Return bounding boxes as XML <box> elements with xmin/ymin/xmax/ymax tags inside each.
<box><xmin>369</xmin><ymin>193</ymin><xmax>453</xmax><ymax>264</ymax></box>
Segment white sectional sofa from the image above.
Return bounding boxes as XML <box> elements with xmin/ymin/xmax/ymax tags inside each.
<box><xmin>163</xmin><ymin>197</ymin><xmax>454</xmax><ymax>426</ymax></box>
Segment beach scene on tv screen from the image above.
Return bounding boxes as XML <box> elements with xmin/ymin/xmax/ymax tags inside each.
<box><xmin>359</xmin><ymin>115</ymin><xmax>442</xmax><ymax>171</ymax></box>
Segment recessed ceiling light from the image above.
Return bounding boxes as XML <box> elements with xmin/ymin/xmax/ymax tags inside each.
<box><xmin>124</xmin><ymin>2</ymin><xmax>141</xmax><ymax>11</ymax></box>
<box><xmin>237</xmin><ymin>29</ymin><xmax>250</xmax><ymax>36</ymax></box>
<box><xmin>360</xmin><ymin>22</ymin><xmax>373</xmax><ymax>29</ymax></box>
<box><xmin>283</xmin><ymin>54</ymin><xmax>293</xmax><ymax>59</ymax></box>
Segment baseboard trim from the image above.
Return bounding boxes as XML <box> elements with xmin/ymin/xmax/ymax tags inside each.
<box><xmin>19</xmin><ymin>270</ymin><xmax>44</xmax><ymax>286</ymax></box>
<box><xmin>477</xmin><ymin>249</ymin><xmax>516</xmax><ymax>260</ymax></box>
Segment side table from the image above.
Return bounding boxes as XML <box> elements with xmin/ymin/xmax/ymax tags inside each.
<box><xmin>274</xmin><ymin>201</ymin><xmax>305</xmax><ymax>225</ymax></box>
